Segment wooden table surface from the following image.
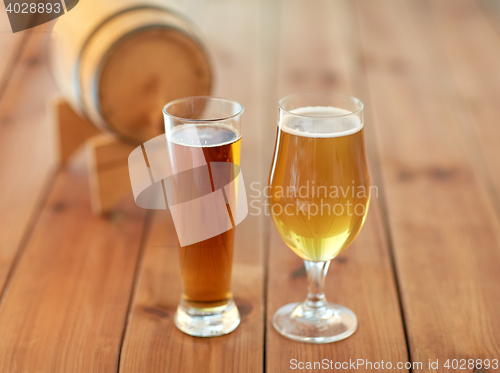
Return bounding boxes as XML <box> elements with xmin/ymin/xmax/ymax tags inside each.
<box><xmin>1</xmin><ymin>0</ymin><xmax>500</xmax><ymax>372</ymax></box>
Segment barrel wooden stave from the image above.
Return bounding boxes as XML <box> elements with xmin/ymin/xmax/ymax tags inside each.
<box><xmin>51</xmin><ymin>0</ymin><xmax>212</xmax><ymax>144</ymax></box>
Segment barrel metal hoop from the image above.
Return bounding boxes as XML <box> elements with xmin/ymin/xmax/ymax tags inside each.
<box><xmin>74</xmin><ymin>5</ymin><xmax>201</xmax><ymax>122</ymax></box>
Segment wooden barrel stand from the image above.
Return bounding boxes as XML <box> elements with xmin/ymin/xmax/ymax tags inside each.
<box><xmin>54</xmin><ymin>98</ymin><xmax>135</xmax><ymax>214</ymax></box>
<box><xmin>50</xmin><ymin>0</ymin><xmax>213</xmax><ymax>214</ymax></box>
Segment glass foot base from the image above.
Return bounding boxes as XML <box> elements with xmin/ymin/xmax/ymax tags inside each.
<box><xmin>174</xmin><ymin>299</ymin><xmax>240</xmax><ymax>337</ymax></box>
<box><xmin>272</xmin><ymin>301</ymin><xmax>357</xmax><ymax>344</ymax></box>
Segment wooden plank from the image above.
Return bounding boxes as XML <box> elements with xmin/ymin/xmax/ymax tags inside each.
<box><xmin>0</xmin><ymin>20</ymin><xmax>149</xmax><ymax>372</ymax></box>
<box><xmin>0</xmin><ymin>30</ymin><xmax>57</xmax><ymax>293</ymax></box>
<box><xmin>119</xmin><ymin>0</ymin><xmax>268</xmax><ymax>372</ymax></box>
<box><xmin>266</xmin><ymin>1</ymin><xmax>409</xmax><ymax>372</ymax></box>
<box><xmin>354</xmin><ymin>0</ymin><xmax>500</xmax><ymax>369</ymax></box>
<box><xmin>425</xmin><ymin>0</ymin><xmax>500</xmax><ymax>214</ymax></box>
<box><xmin>0</xmin><ymin>2</ymin><xmax>25</xmax><ymax>101</ymax></box>
<box><xmin>0</xmin><ymin>160</ymin><xmax>148</xmax><ymax>372</ymax></box>
<box><xmin>0</xmin><ymin>8</ymin><xmax>56</xmax><ymax>103</ymax></box>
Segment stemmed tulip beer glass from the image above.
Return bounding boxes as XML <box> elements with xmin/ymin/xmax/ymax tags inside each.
<box><xmin>269</xmin><ymin>92</ymin><xmax>370</xmax><ymax>343</ymax></box>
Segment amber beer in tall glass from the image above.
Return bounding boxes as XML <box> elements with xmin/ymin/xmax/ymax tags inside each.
<box><xmin>170</xmin><ymin>124</ymin><xmax>241</xmax><ymax>309</ymax></box>
<box><xmin>163</xmin><ymin>97</ymin><xmax>243</xmax><ymax>337</ymax></box>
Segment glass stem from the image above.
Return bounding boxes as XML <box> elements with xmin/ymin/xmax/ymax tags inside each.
<box><xmin>304</xmin><ymin>260</ymin><xmax>331</xmax><ymax>309</ymax></box>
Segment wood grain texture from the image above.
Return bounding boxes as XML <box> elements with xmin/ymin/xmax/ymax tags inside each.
<box><xmin>425</xmin><ymin>0</ymin><xmax>500</xmax><ymax>214</ymax></box>
<box><xmin>354</xmin><ymin>0</ymin><xmax>500</xmax><ymax>370</ymax></box>
<box><xmin>0</xmin><ymin>160</ymin><xmax>148</xmax><ymax>372</ymax></box>
<box><xmin>0</xmin><ymin>20</ymin><xmax>150</xmax><ymax>373</ymax></box>
<box><xmin>266</xmin><ymin>1</ymin><xmax>409</xmax><ymax>372</ymax></box>
<box><xmin>1</xmin><ymin>1</ymin><xmax>499</xmax><ymax>372</ymax></box>
<box><xmin>119</xmin><ymin>1</ymin><xmax>268</xmax><ymax>372</ymax></box>
<box><xmin>54</xmin><ymin>99</ymin><xmax>100</xmax><ymax>164</ymax></box>
<box><xmin>86</xmin><ymin>134</ymin><xmax>135</xmax><ymax>214</ymax></box>
<box><xmin>0</xmin><ymin>31</ymin><xmax>57</xmax><ymax>294</ymax></box>
<box><xmin>0</xmin><ymin>2</ymin><xmax>24</xmax><ymax>101</ymax></box>
<box><xmin>119</xmin><ymin>208</ymin><xmax>264</xmax><ymax>373</ymax></box>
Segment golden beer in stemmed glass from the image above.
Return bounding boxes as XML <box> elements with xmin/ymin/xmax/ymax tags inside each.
<box><xmin>269</xmin><ymin>92</ymin><xmax>370</xmax><ymax>343</ymax></box>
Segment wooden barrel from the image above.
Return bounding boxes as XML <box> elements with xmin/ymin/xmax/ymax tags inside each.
<box><xmin>50</xmin><ymin>0</ymin><xmax>212</xmax><ymax>144</ymax></box>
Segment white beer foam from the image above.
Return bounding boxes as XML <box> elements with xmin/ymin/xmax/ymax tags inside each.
<box><xmin>282</xmin><ymin>106</ymin><xmax>362</xmax><ymax>138</ymax></box>
<box><xmin>169</xmin><ymin>123</ymin><xmax>241</xmax><ymax>148</ymax></box>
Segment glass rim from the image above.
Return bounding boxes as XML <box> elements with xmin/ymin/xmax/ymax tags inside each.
<box><xmin>163</xmin><ymin>96</ymin><xmax>244</xmax><ymax>123</ymax></box>
<box><xmin>278</xmin><ymin>91</ymin><xmax>364</xmax><ymax>119</ymax></box>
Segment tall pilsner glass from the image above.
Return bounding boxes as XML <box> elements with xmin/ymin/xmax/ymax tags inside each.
<box><xmin>163</xmin><ymin>97</ymin><xmax>244</xmax><ymax>337</ymax></box>
<box><xmin>269</xmin><ymin>92</ymin><xmax>370</xmax><ymax>343</ymax></box>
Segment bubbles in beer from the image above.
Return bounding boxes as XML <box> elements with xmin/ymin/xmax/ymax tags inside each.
<box><xmin>282</xmin><ymin>106</ymin><xmax>362</xmax><ymax>138</ymax></box>
<box><xmin>167</xmin><ymin>122</ymin><xmax>242</xmax><ymax>308</ymax></box>
<box><xmin>270</xmin><ymin>106</ymin><xmax>369</xmax><ymax>261</ymax></box>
